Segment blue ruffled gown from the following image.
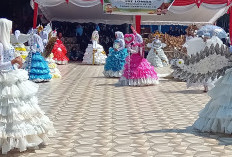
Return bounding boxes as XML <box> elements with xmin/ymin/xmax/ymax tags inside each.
<box><xmin>103</xmin><ymin>40</ymin><xmax>128</xmax><ymax>77</ymax></box>
<box><xmin>26</xmin><ymin>45</ymin><xmax>52</xmax><ymax>82</ymax></box>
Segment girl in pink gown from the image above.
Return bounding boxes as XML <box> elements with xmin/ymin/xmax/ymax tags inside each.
<box><xmin>118</xmin><ymin>27</ymin><xmax>159</xmax><ymax>86</ymax></box>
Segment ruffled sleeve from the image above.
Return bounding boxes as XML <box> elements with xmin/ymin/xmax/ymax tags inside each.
<box><xmin>0</xmin><ymin>43</ymin><xmax>12</xmax><ymax>70</ymax></box>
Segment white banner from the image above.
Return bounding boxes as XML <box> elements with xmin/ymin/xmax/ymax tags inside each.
<box><xmin>103</xmin><ymin>0</ymin><xmax>175</xmax><ymax>15</ymax></box>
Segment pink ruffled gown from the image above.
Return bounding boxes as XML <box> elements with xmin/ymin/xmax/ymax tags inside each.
<box><xmin>119</xmin><ymin>45</ymin><xmax>159</xmax><ymax>86</ymax></box>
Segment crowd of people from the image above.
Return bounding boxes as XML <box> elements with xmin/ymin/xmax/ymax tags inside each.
<box><xmin>167</xmin><ymin>26</ymin><xmax>186</xmax><ymax>36</ymax></box>
<box><xmin>51</xmin><ymin>21</ymin><xmax>130</xmax><ymax>61</ymax></box>
<box><xmin>48</xmin><ymin>23</ymin><xmax>191</xmax><ymax>61</ymax></box>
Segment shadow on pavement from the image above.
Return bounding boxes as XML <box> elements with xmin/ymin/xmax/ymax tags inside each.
<box><xmin>163</xmin><ymin>89</ymin><xmax>204</xmax><ymax>94</ymax></box>
<box><xmin>132</xmin><ymin>126</ymin><xmax>232</xmax><ymax>146</ymax></box>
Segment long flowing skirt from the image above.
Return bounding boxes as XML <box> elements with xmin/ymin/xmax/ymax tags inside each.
<box><xmin>0</xmin><ymin>69</ymin><xmax>55</xmax><ymax>154</ymax></box>
<box><xmin>118</xmin><ymin>53</ymin><xmax>159</xmax><ymax>86</ymax></box>
<box><xmin>103</xmin><ymin>48</ymin><xmax>128</xmax><ymax>77</ymax></box>
<box><xmin>193</xmin><ymin>69</ymin><xmax>232</xmax><ymax>134</ymax></box>
<box><xmin>146</xmin><ymin>48</ymin><xmax>169</xmax><ymax>68</ymax></box>
<box><xmin>46</xmin><ymin>55</ymin><xmax>61</xmax><ymax>79</ymax></box>
<box><xmin>52</xmin><ymin>42</ymin><xmax>69</xmax><ymax>65</ymax></box>
<box><xmin>26</xmin><ymin>52</ymin><xmax>52</xmax><ymax>82</ymax></box>
<box><xmin>82</xmin><ymin>44</ymin><xmax>107</xmax><ymax>65</ymax></box>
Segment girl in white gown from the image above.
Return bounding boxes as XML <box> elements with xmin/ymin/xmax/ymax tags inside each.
<box><xmin>193</xmin><ymin>68</ymin><xmax>232</xmax><ymax>134</ymax></box>
<box><xmin>183</xmin><ymin>33</ymin><xmax>224</xmax><ymax>56</ymax></box>
<box><xmin>82</xmin><ymin>30</ymin><xmax>107</xmax><ymax>65</ymax></box>
<box><xmin>181</xmin><ymin>33</ymin><xmax>226</xmax><ymax>92</ymax></box>
<box><xmin>0</xmin><ymin>18</ymin><xmax>55</xmax><ymax>154</ymax></box>
<box><xmin>11</xmin><ymin>30</ymin><xmax>29</xmax><ymax>62</ymax></box>
<box><xmin>146</xmin><ymin>36</ymin><xmax>169</xmax><ymax>67</ymax></box>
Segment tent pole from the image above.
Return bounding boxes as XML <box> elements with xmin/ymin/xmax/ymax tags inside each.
<box><xmin>33</xmin><ymin>1</ymin><xmax>38</xmax><ymax>29</ymax></box>
<box><xmin>230</xmin><ymin>6</ymin><xmax>232</xmax><ymax>45</ymax></box>
<box><xmin>158</xmin><ymin>25</ymin><xmax>162</xmax><ymax>33</ymax></box>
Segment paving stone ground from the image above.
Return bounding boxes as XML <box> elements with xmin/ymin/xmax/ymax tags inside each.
<box><xmin>5</xmin><ymin>62</ymin><xmax>232</xmax><ymax>157</ymax></box>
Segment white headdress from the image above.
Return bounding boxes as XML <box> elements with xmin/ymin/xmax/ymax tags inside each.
<box><xmin>115</xmin><ymin>31</ymin><xmax>124</xmax><ymax>40</ymax></box>
<box><xmin>15</xmin><ymin>30</ymin><xmax>20</xmax><ymax>41</ymax></box>
<box><xmin>0</xmin><ymin>18</ymin><xmax>12</xmax><ymax>50</ymax></box>
<box><xmin>51</xmin><ymin>30</ymin><xmax>57</xmax><ymax>38</ymax></box>
<box><xmin>115</xmin><ymin>31</ymin><xmax>125</xmax><ymax>50</ymax></box>
<box><xmin>29</xmin><ymin>34</ymin><xmax>44</xmax><ymax>53</ymax></box>
<box><xmin>92</xmin><ymin>30</ymin><xmax>99</xmax><ymax>42</ymax></box>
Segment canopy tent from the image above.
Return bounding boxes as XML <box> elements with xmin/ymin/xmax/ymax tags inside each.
<box><xmin>34</xmin><ymin>0</ymin><xmax>231</xmax><ymax>26</ymax></box>
<box><xmin>141</xmin><ymin>3</ymin><xmax>230</xmax><ymax>25</ymax></box>
<box><xmin>33</xmin><ymin>1</ymin><xmax>133</xmax><ymax>25</ymax></box>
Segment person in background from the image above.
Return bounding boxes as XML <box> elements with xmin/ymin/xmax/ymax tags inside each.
<box><xmin>168</xmin><ymin>27</ymin><xmax>174</xmax><ymax>36</ymax></box>
<box><xmin>174</xmin><ymin>27</ymin><xmax>180</xmax><ymax>36</ymax></box>
<box><xmin>70</xmin><ymin>45</ymin><xmax>83</xmax><ymax>61</ymax></box>
<box><xmin>154</xmin><ymin>30</ymin><xmax>161</xmax><ymax>38</ymax></box>
<box><xmin>58</xmin><ymin>32</ymin><xmax>64</xmax><ymax>42</ymax></box>
<box><xmin>76</xmin><ymin>24</ymin><xmax>83</xmax><ymax>37</ymax></box>
<box><xmin>180</xmin><ymin>28</ymin><xmax>185</xmax><ymax>35</ymax></box>
<box><xmin>52</xmin><ymin>31</ymin><xmax>69</xmax><ymax>64</ymax></box>
<box><xmin>96</xmin><ymin>24</ymin><xmax>100</xmax><ymax>32</ymax></box>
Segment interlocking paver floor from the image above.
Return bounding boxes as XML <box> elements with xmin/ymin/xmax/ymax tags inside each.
<box><xmin>5</xmin><ymin>63</ymin><xmax>232</xmax><ymax>157</ymax></box>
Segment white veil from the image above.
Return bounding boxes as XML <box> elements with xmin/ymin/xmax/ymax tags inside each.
<box><xmin>29</xmin><ymin>34</ymin><xmax>45</xmax><ymax>53</ymax></box>
<box><xmin>0</xmin><ymin>18</ymin><xmax>12</xmax><ymax>50</ymax></box>
<box><xmin>115</xmin><ymin>31</ymin><xmax>125</xmax><ymax>49</ymax></box>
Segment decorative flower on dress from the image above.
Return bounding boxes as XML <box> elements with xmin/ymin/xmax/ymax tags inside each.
<box><xmin>124</xmin><ymin>34</ymin><xmax>135</xmax><ymax>45</ymax></box>
<box><xmin>176</xmin><ymin>59</ymin><xmax>184</xmax><ymax>68</ymax></box>
<box><xmin>113</xmin><ymin>40</ymin><xmax>121</xmax><ymax>50</ymax></box>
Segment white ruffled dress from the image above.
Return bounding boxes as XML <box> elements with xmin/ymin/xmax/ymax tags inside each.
<box><xmin>82</xmin><ymin>44</ymin><xmax>107</xmax><ymax>65</ymax></box>
<box><xmin>146</xmin><ymin>40</ymin><xmax>169</xmax><ymax>68</ymax></box>
<box><xmin>0</xmin><ymin>46</ymin><xmax>55</xmax><ymax>154</ymax></box>
<box><xmin>193</xmin><ymin>68</ymin><xmax>232</xmax><ymax>133</ymax></box>
<box><xmin>46</xmin><ymin>53</ymin><xmax>62</xmax><ymax>79</ymax></box>
<box><xmin>185</xmin><ymin>36</ymin><xmax>225</xmax><ymax>89</ymax></box>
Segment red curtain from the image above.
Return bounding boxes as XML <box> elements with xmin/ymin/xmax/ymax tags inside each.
<box><xmin>33</xmin><ymin>2</ymin><xmax>38</xmax><ymax>29</ymax></box>
<box><xmin>173</xmin><ymin>0</ymin><xmax>196</xmax><ymax>6</ymax></box>
<box><xmin>173</xmin><ymin>0</ymin><xmax>230</xmax><ymax>6</ymax></box>
<box><xmin>135</xmin><ymin>15</ymin><xmax>141</xmax><ymax>34</ymax></box>
<box><xmin>229</xmin><ymin>6</ymin><xmax>232</xmax><ymax>45</ymax></box>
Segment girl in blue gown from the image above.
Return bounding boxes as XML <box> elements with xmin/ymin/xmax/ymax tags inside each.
<box><xmin>25</xmin><ymin>34</ymin><xmax>52</xmax><ymax>82</ymax></box>
<box><xmin>103</xmin><ymin>31</ymin><xmax>128</xmax><ymax>77</ymax></box>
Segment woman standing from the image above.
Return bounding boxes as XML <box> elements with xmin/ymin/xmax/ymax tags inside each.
<box><xmin>52</xmin><ymin>31</ymin><xmax>69</xmax><ymax>65</ymax></box>
<box><xmin>82</xmin><ymin>30</ymin><xmax>107</xmax><ymax>65</ymax></box>
<box><xmin>118</xmin><ymin>27</ymin><xmax>159</xmax><ymax>86</ymax></box>
<box><xmin>25</xmin><ymin>34</ymin><xmax>52</xmax><ymax>82</ymax></box>
<box><xmin>103</xmin><ymin>31</ymin><xmax>128</xmax><ymax>77</ymax></box>
<box><xmin>0</xmin><ymin>18</ymin><xmax>55</xmax><ymax>154</ymax></box>
<box><xmin>193</xmin><ymin>68</ymin><xmax>232</xmax><ymax>133</ymax></box>
<box><xmin>146</xmin><ymin>36</ymin><xmax>169</xmax><ymax>68</ymax></box>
